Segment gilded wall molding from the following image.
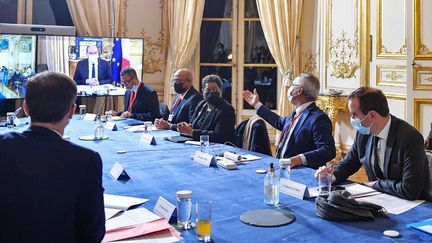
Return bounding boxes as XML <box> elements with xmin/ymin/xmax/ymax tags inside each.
<box><xmin>376</xmin><ymin>0</ymin><xmax>406</xmax><ymax>59</ymax></box>
<box><xmin>329</xmin><ymin>31</ymin><xmax>360</xmax><ymax>79</ymax></box>
<box><xmin>414</xmin><ymin>0</ymin><xmax>432</xmax><ymax>59</ymax></box>
<box><xmin>301</xmin><ymin>51</ymin><xmax>319</xmax><ymax>78</ymax></box>
<box><xmin>376</xmin><ymin>65</ymin><xmax>406</xmax><ymax>87</ymax></box>
<box><xmin>413</xmin><ymin>66</ymin><xmax>432</xmax><ymax>90</ymax></box>
<box><xmin>140</xmin><ymin>0</ymin><xmax>168</xmax><ymax>73</ymax></box>
<box><xmin>413</xmin><ymin>98</ymin><xmax>432</xmax><ymax>132</ymax></box>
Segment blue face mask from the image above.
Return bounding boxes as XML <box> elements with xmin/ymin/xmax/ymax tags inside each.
<box><xmin>350</xmin><ymin>113</ymin><xmax>372</xmax><ymax>135</ymax></box>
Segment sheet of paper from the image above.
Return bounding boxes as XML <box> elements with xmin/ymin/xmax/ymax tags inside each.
<box><xmin>185</xmin><ymin>140</ymin><xmax>200</xmax><ymax>146</ymax></box>
<box><xmin>344</xmin><ymin>183</ymin><xmax>378</xmax><ymax>197</ymax></box>
<box><xmin>103</xmin><ymin>218</ymin><xmax>172</xmax><ymax>242</ymax></box>
<box><xmin>112</xmin><ymin>228</ymin><xmax>181</xmax><ymax>243</ymax></box>
<box><xmin>104</xmin><ymin>194</ymin><xmax>149</xmax><ymax>210</ymax></box>
<box><xmin>126</xmin><ymin>125</ymin><xmax>160</xmax><ymax>133</ymax></box>
<box><xmin>106</xmin><ymin>208</ymin><xmax>162</xmax><ymax>231</ymax></box>
<box><xmin>357</xmin><ymin>193</ymin><xmax>424</xmax><ymax>214</ymax></box>
<box><xmin>105</xmin><ymin>208</ymin><xmax>123</xmax><ymax>220</ymax></box>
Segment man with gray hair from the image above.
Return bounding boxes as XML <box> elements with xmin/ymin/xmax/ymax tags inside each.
<box><xmin>243</xmin><ymin>73</ymin><xmax>335</xmax><ymax>169</ymax></box>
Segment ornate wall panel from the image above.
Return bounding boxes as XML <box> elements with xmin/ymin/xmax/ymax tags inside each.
<box><xmin>376</xmin><ymin>0</ymin><xmax>406</xmax><ymax>59</ymax></box>
<box><xmin>325</xmin><ymin>0</ymin><xmax>363</xmax><ymax>90</ymax></box>
<box><xmin>376</xmin><ymin>65</ymin><xmax>406</xmax><ymax>87</ymax></box>
<box><xmin>300</xmin><ymin>0</ymin><xmax>320</xmax><ymax>78</ymax></box>
<box><xmin>414</xmin><ymin>0</ymin><xmax>432</xmax><ymax>59</ymax></box>
<box><xmin>414</xmin><ymin>99</ymin><xmax>432</xmax><ymax>138</ymax></box>
<box><xmin>413</xmin><ymin>67</ymin><xmax>432</xmax><ymax>90</ymax></box>
<box><xmin>386</xmin><ymin>94</ymin><xmax>406</xmax><ymax>120</ymax></box>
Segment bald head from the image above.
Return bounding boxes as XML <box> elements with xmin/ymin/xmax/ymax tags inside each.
<box><xmin>173</xmin><ymin>69</ymin><xmax>193</xmax><ymax>94</ymax></box>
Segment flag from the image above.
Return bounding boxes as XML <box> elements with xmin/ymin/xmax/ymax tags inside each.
<box><xmin>111</xmin><ymin>38</ymin><xmax>122</xmax><ymax>83</ymax></box>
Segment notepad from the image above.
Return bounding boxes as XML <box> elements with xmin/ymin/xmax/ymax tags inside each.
<box><xmin>164</xmin><ymin>135</ymin><xmax>192</xmax><ymax>143</ymax></box>
<box><xmin>407</xmin><ymin>218</ymin><xmax>432</xmax><ymax>236</ymax></box>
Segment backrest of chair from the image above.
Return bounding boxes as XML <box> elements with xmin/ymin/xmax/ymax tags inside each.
<box><xmin>250</xmin><ymin>119</ymin><xmax>272</xmax><ymax>156</ymax></box>
<box><xmin>234</xmin><ymin>119</ymin><xmax>248</xmax><ymax>148</ymax></box>
<box><xmin>159</xmin><ymin>103</ymin><xmax>170</xmax><ymax>120</ymax></box>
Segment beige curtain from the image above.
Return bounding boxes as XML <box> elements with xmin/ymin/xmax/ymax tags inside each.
<box><xmin>256</xmin><ymin>0</ymin><xmax>303</xmax><ymax>142</ymax></box>
<box><xmin>45</xmin><ymin>36</ymin><xmax>70</xmax><ymax>75</ymax></box>
<box><xmin>163</xmin><ymin>0</ymin><xmax>205</xmax><ymax>107</ymax></box>
<box><xmin>66</xmin><ymin>0</ymin><xmax>121</xmax><ymax>114</ymax></box>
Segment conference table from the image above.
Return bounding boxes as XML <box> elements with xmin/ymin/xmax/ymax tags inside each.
<box><xmin>2</xmin><ymin>116</ymin><xmax>432</xmax><ymax>242</ymax></box>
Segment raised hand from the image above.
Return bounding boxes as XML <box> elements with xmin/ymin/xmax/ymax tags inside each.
<box><xmin>242</xmin><ymin>88</ymin><xmax>260</xmax><ymax>107</ymax></box>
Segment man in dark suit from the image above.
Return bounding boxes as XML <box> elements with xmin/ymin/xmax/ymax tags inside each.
<box><xmin>0</xmin><ymin>71</ymin><xmax>105</xmax><ymax>242</ymax></box>
<box><xmin>243</xmin><ymin>73</ymin><xmax>336</xmax><ymax>169</ymax></box>
<box><xmin>154</xmin><ymin>68</ymin><xmax>202</xmax><ymax>130</ymax></box>
<box><xmin>109</xmin><ymin>67</ymin><xmax>160</xmax><ymax>121</ymax></box>
<box><xmin>316</xmin><ymin>87</ymin><xmax>431</xmax><ymax>201</ymax></box>
<box><xmin>177</xmin><ymin>74</ymin><xmax>236</xmax><ymax>144</ymax></box>
<box><xmin>73</xmin><ymin>44</ymin><xmax>113</xmax><ymax>86</ymax></box>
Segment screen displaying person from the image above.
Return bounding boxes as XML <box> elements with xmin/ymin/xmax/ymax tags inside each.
<box><xmin>73</xmin><ymin>44</ymin><xmax>113</xmax><ymax>86</ymax></box>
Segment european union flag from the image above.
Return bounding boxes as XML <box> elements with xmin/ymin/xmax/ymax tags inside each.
<box><xmin>111</xmin><ymin>38</ymin><xmax>122</xmax><ymax>83</ymax></box>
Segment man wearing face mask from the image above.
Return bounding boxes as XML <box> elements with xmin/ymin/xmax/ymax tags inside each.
<box><xmin>315</xmin><ymin>87</ymin><xmax>431</xmax><ymax>201</ymax></box>
<box><xmin>243</xmin><ymin>73</ymin><xmax>335</xmax><ymax>169</ymax></box>
<box><xmin>154</xmin><ymin>69</ymin><xmax>202</xmax><ymax>130</ymax></box>
<box><xmin>73</xmin><ymin>45</ymin><xmax>113</xmax><ymax>86</ymax></box>
<box><xmin>107</xmin><ymin>67</ymin><xmax>160</xmax><ymax>121</ymax></box>
<box><xmin>177</xmin><ymin>74</ymin><xmax>235</xmax><ymax>144</ymax></box>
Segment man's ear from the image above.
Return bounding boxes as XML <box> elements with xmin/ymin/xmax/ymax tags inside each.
<box><xmin>68</xmin><ymin>103</ymin><xmax>76</xmax><ymax>119</ymax></box>
<box><xmin>23</xmin><ymin>100</ymin><xmax>30</xmax><ymax>117</ymax></box>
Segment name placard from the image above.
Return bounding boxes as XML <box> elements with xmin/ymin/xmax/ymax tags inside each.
<box><xmin>153</xmin><ymin>196</ymin><xmax>176</xmax><ymax>221</ymax></box>
<box><xmin>193</xmin><ymin>151</ymin><xmax>215</xmax><ymax>167</ymax></box>
<box><xmin>109</xmin><ymin>162</ymin><xmax>129</xmax><ymax>180</ymax></box>
<box><xmin>279</xmin><ymin>178</ymin><xmax>309</xmax><ymax>200</ymax></box>
<box><xmin>140</xmin><ymin>133</ymin><xmax>156</xmax><ymax>145</ymax></box>
<box><xmin>105</xmin><ymin>121</ymin><xmax>118</xmax><ymax>131</ymax></box>
<box><xmin>83</xmin><ymin>113</ymin><xmax>97</xmax><ymax>121</ymax></box>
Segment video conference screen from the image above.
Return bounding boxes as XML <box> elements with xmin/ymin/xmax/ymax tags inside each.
<box><xmin>0</xmin><ymin>33</ymin><xmax>144</xmax><ymax>100</ymax></box>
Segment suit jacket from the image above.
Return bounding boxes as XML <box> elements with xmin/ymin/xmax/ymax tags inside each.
<box><xmin>73</xmin><ymin>58</ymin><xmax>113</xmax><ymax>85</ymax></box>
<box><xmin>257</xmin><ymin>102</ymin><xmax>336</xmax><ymax>169</ymax></box>
<box><xmin>191</xmin><ymin>99</ymin><xmax>236</xmax><ymax>144</ymax></box>
<box><xmin>123</xmin><ymin>82</ymin><xmax>161</xmax><ymax>121</ymax></box>
<box><xmin>334</xmin><ymin>115</ymin><xmax>431</xmax><ymax>201</ymax></box>
<box><xmin>0</xmin><ymin>126</ymin><xmax>105</xmax><ymax>243</ymax></box>
<box><xmin>170</xmin><ymin>87</ymin><xmax>203</xmax><ymax>130</ymax></box>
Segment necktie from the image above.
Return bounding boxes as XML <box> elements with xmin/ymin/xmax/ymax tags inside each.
<box><xmin>128</xmin><ymin>91</ymin><xmax>136</xmax><ymax>112</ymax></box>
<box><xmin>373</xmin><ymin>136</ymin><xmax>384</xmax><ymax>179</ymax></box>
<box><xmin>171</xmin><ymin>96</ymin><xmax>182</xmax><ymax>114</ymax></box>
<box><xmin>275</xmin><ymin>111</ymin><xmax>302</xmax><ymax>158</ymax></box>
<box><xmin>91</xmin><ymin>63</ymin><xmax>96</xmax><ymax>78</ymax></box>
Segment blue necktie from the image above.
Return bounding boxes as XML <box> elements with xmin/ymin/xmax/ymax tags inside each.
<box><xmin>91</xmin><ymin>63</ymin><xmax>96</xmax><ymax>78</ymax></box>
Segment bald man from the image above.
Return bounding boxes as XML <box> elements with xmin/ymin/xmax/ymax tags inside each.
<box><xmin>155</xmin><ymin>68</ymin><xmax>202</xmax><ymax>131</ymax></box>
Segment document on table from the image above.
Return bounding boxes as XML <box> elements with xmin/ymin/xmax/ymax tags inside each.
<box><xmin>344</xmin><ymin>183</ymin><xmax>381</xmax><ymax>197</ymax></box>
<box><xmin>126</xmin><ymin>125</ymin><xmax>161</xmax><ymax>132</ymax></box>
<box><xmin>104</xmin><ymin>194</ymin><xmax>149</xmax><ymax>211</ymax></box>
<box><xmin>356</xmin><ymin>193</ymin><xmax>424</xmax><ymax>215</ymax></box>
<box><xmin>111</xmin><ymin>228</ymin><xmax>181</xmax><ymax>243</ymax></box>
<box><xmin>106</xmin><ymin>208</ymin><xmax>162</xmax><ymax>231</ymax></box>
<box><xmin>106</xmin><ymin>208</ymin><xmax>123</xmax><ymax>220</ymax></box>
<box><xmin>239</xmin><ymin>154</ymin><xmax>262</xmax><ymax>162</ymax></box>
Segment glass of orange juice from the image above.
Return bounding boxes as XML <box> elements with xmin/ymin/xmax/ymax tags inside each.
<box><xmin>196</xmin><ymin>201</ymin><xmax>212</xmax><ymax>242</ymax></box>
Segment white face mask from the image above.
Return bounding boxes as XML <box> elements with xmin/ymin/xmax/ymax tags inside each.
<box><xmin>88</xmin><ymin>55</ymin><xmax>98</xmax><ymax>63</ymax></box>
<box><xmin>288</xmin><ymin>85</ymin><xmax>301</xmax><ymax>102</ymax></box>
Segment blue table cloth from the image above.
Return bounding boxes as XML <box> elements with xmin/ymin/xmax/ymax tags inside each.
<box><xmin>2</xmin><ymin>116</ymin><xmax>432</xmax><ymax>242</ymax></box>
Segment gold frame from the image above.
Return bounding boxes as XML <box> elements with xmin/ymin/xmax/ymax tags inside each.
<box><xmin>386</xmin><ymin>93</ymin><xmax>406</xmax><ymax>119</ymax></box>
<box><xmin>413</xmin><ymin>66</ymin><xmax>432</xmax><ymax>90</ymax></box>
<box><xmin>414</xmin><ymin>0</ymin><xmax>432</xmax><ymax>59</ymax></box>
<box><xmin>376</xmin><ymin>0</ymin><xmax>406</xmax><ymax>59</ymax></box>
<box><xmin>376</xmin><ymin>65</ymin><xmax>406</xmax><ymax>87</ymax></box>
<box><xmin>414</xmin><ymin>98</ymin><xmax>432</xmax><ymax>132</ymax></box>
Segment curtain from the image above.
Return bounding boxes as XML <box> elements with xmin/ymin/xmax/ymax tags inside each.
<box><xmin>256</xmin><ymin>0</ymin><xmax>303</xmax><ymax>143</ymax></box>
<box><xmin>45</xmin><ymin>36</ymin><xmax>70</xmax><ymax>75</ymax></box>
<box><xmin>163</xmin><ymin>0</ymin><xmax>205</xmax><ymax>108</ymax></box>
<box><xmin>66</xmin><ymin>0</ymin><xmax>121</xmax><ymax>114</ymax></box>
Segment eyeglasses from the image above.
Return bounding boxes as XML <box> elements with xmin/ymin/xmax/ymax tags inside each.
<box><xmin>288</xmin><ymin>84</ymin><xmax>302</xmax><ymax>89</ymax></box>
<box><xmin>172</xmin><ymin>79</ymin><xmax>184</xmax><ymax>84</ymax></box>
<box><xmin>121</xmin><ymin>77</ymin><xmax>134</xmax><ymax>85</ymax></box>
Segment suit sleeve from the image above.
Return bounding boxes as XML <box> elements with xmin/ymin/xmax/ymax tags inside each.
<box><xmin>73</xmin><ymin>61</ymin><xmax>86</xmax><ymax>85</ymax></box>
<box><xmin>372</xmin><ymin>132</ymin><xmax>427</xmax><ymax>200</ymax></box>
<box><xmin>192</xmin><ymin>106</ymin><xmax>236</xmax><ymax>144</ymax></box>
<box><xmin>333</xmin><ymin>133</ymin><xmax>363</xmax><ymax>183</ymax></box>
<box><xmin>302</xmin><ymin>114</ymin><xmax>336</xmax><ymax>168</ymax></box>
<box><xmin>98</xmin><ymin>60</ymin><xmax>113</xmax><ymax>85</ymax></box>
<box><xmin>256</xmin><ymin>105</ymin><xmax>285</xmax><ymax>131</ymax></box>
<box><xmin>76</xmin><ymin>152</ymin><xmax>105</xmax><ymax>242</ymax></box>
<box><xmin>131</xmin><ymin>90</ymin><xmax>161</xmax><ymax>121</ymax></box>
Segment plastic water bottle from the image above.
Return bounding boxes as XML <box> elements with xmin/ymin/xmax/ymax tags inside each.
<box><xmin>94</xmin><ymin>115</ymin><xmax>104</xmax><ymax>139</ymax></box>
<box><xmin>264</xmin><ymin>163</ymin><xmax>279</xmax><ymax>205</ymax></box>
<box><xmin>176</xmin><ymin>190</ymin><xmax>192</xmax><ymax>229</ymax></box>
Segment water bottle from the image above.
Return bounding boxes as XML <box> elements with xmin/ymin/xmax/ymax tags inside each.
<box><xmin>279</xmin><ymin>158</ymin><xmax>291</xmax><ymax>180</ymax></box>
<box><xmin>264</xmin><ymin>163</ymin><xmax>279</xmax><ymax>205</ymax></box>
<box><xmin>94</xmin><ymin>115</ymin><xmax>104</xmax><ymax>139</ymax></box>
<box><xmin>6</xmin><ymin>112</ymin><xmax>15</xmax><ymax>129</ymax></box>
<box><xmin>79</xmin><ymin>105</ymin><xmax>86</xmax><ymax>119</ymax></box>
<box><xmin>176</xmin><ymin>190</ymin><xmax>192</xmax><ymax>229</ymax></box>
